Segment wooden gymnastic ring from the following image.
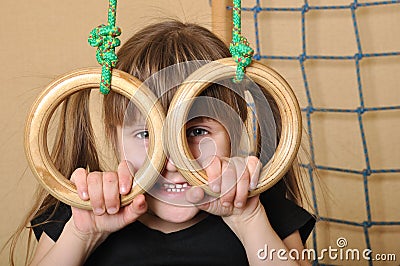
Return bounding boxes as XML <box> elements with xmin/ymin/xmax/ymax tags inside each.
<box><xmin>165</xmin><ymin>58</ymin><xmax>302</xmax><ymax>197</ymax></box>
<box><xmin>25</xmin><ymin>68</ymin><xmax>166</xmax><ymax>209</ymax></box>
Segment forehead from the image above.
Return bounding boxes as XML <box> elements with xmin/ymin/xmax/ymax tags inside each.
<box><xmin>122</xmin><ymin>103</ymin><xmax>146</xmax><ymax>126</ymax></box>
<box><xmin>123</xmin><ymin>114</ymin><xmax>222</xmax><ymax>130</ymax></box>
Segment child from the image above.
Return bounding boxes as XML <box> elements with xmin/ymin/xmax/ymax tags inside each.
<box><xmin>11</xmin><ymin>20</ymin><xmax>315</xmax><ymax>265</ymax></box>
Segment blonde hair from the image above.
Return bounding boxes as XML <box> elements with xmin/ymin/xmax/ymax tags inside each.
<box><xmin>7</xmin><ymin>20</ymin><xmax>304</xmax><ymax>265</ymax></box>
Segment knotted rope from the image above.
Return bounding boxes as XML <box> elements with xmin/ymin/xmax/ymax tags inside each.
<box><xmin>88</xmin><ymin>0</ymin><xmax>121</xmax><ymax>94</ymax></box>
<box><xmin>229</xmin><ymin>0</ymin><xmax>254</xmax><ymax>82</ymax></box>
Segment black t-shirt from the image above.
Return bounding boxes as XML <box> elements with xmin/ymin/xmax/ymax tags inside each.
<box><xmin>32</xmin><ymin>180</ymin><xmax>315</xmax><ymax>266</ymax></box>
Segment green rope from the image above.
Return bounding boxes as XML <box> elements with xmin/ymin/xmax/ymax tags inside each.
<box><xmin>88</xmin><ymin>0</ymin><xmax>121</xmax><ymax>95</ymax></box>
<box><xmin>229</xmin><ymin>0</ymin><xmax>254</xmax><ymax>82</ymax></box>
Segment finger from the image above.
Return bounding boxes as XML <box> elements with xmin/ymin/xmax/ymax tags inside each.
<box><xmin>247</xmin><ymin>156</ymin><xmax>262</xmax><ymax>190</ymax></box>
<box><xmin>87</xmin><ymin>172</ymin><xmax>105</xmax><ymax>215</ymax></box>
<box><xmin>122</xmin><ymin>194</ymin><xmax>148</xmax><ymax>224</ymax></box>
<box><xmin>103</xmin><ymin>172</ymin><xmax>120</xmax><ymax>215</ymax></box>
<box><xmin>186</xmin><ymin>186</ymin><xmax>205</xmax><ymax>204</ymax></box>
<box><xmin>71</xmin><ymin>168</ymin><xmax>89</xmax><ymax>200</ymax></box>
<box><xmin>203</xmin><ymin>156</ymin><xmax>222</xmax><ymax>193</ymax></box>
<box><xmin>186</xmin><ymin>187</ymin><xmax>211</xmax><ymax>212</ymax></box>
<box><xmin>219</xmin><ymin>158</ymin><xmax>237</xmax><ymax>208</ymax></box>
<box><xmin>231</xmin><ymin>157</ymin><xmax>250</xmax><ymax>208</ymax></box>
<box><xmin>118</xmin><ymin>160</ymin><xmax>134</xmax><ymax>195</ymax></box>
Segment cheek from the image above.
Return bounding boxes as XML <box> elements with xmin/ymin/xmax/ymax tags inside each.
<box><xmin>215</xmin><ymin>134</ymin><xmax>231</xmax><ymax>157</ymax></box>
<box><xmin>194</xmin><ymin>137</ymin><xmax>217</xmax><ymax>162</ymax></box>
<box><xmin>120</xmin><ymin>139</ymin><xmax>148</xmax><ymax>170</ymax></box>
<box><xmin>188</xmin><ymin>134</ymin><xmax>231</xmax><ymax>164</ymax></box>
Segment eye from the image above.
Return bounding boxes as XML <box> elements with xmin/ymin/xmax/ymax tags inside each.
<box><xmin>187</xmin><ymin>127</ymin><xmax>209</xmax><ymax>137</ymax></box>
<box><xmin>135</xmin><ymin>130</ymin><xmax>149</xmax><ymax>139</ymax></box>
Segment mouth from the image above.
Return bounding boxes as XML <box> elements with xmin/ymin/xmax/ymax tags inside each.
<box><xmin>148</xmin><ymin>179</ymin><xmax>194</xmax><ymax>205</ymax></box>
<box><xmin>162</xmin><ymin>182</ymin><xmax>190</xmax><ymax>193</ymax></box>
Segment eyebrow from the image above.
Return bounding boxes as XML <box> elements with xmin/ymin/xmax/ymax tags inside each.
<box><xmin>187</xmin><ymin>117</ymin><xmax>216</xmax><ymax>124</ymax></box>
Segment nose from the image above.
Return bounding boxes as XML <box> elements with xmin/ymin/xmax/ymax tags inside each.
<box><xmin>165</xmin><ymin>157</ymin><xmax>177</xmax><ymax>172</ymax></box>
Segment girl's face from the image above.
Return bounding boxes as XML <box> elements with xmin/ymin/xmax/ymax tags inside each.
<box><xmin>117</xmin><ymin>116</ymin><xmax>230</xmax><ymax>223</ymax></box>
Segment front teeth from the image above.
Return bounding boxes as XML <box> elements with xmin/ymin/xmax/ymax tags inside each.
<box><xmin>163</xmin><ymin>182</ymin><xmax>189</xmax><ymax>192</ymax></box>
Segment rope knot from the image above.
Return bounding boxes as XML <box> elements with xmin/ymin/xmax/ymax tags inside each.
<box><xmin>230</xmin><ymin>36</ymin><xmax>254</xmax><ymax>82</ymax></box>
<box><xmin>88</xmin><ymin>24</ymin><xmax>121</xmax><ymax>94</ymax></box>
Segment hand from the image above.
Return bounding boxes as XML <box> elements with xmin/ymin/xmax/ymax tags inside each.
<box><xmin>186</xmin><ymin>155</ymin><xmax>262</xmax><ymax>219</ymax></box>
<box><xmin>69</xmin><ymin>160</ymin><xmax>147</xmax><ymax>240</ymax></box>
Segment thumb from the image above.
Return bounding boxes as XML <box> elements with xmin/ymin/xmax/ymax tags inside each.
<box><xmin>186</xmin><ymin>186</ymin><xmax>204</xmax><ymax>204</ymax></box>
<box><xmin>122</xmin><ymin>194</ymin><xmax>147</xmax><ymax>224</ymax></box>
<box><xmin>186</xmin><ymin>186</ymin><xmax>210</xmax><ymax>211</ymax></box>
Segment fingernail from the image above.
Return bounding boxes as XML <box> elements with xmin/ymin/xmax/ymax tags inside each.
<box><xmin>235</xmin><ymin>201</ymin><xmax>243</xmax><ymax>208</ymax></box>
<box><xmin>120</xmin><ymin>186</ymin><xmax>127</xmax><ymax>194</ymax></box>
<box><xmin>250</xmin><ymin>182</ymin><xmax>257</xmax><ymax>190</ymax></box>
<box><xmin>81</xmin><ymin>191</ymin><xmax>88</xmax><ymax>199</ymax></box>
<box><xmin>211</xmin><ymin>184</ymin><xmax>220</xmax><ymax>193</ymax></box>
<box><xmin>222</xmin><ymin>201</ymin><xmax>231</xmax><ymax>207</ymax></box>
<box><xmin>107</xmin><ymin>207</ymin><xmax>118</xmax><ymax>214</ymax></box>
<box><xmin>94</xmin><ymin>208</ymin><xmax>104</xmax><ymax>215</ymax></box>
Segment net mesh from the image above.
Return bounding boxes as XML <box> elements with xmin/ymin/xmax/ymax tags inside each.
<box><xmin>236</xmin><ymin>1</ymin><xmax>400</xmax><ymax>265</ymax></box>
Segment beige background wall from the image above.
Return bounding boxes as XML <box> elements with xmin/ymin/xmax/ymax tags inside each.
<box><xmin>0</xmin><ymin>0</ymin><xmax>399</xmax><ymax>265</ymax></box>
<box><xmin>0</xmin><ymin>1</ymin><xmax>211</xmax><ymax>264</ymax></box>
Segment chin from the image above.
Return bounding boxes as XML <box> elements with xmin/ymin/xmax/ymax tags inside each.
<box><xmin>148</xmin><ymin>196</ymin><xmax>200</xmax><ymax>223</ymax></box>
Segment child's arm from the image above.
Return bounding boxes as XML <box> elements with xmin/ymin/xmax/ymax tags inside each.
<box><xmin>223</xmin><ymin>198</ymin><xmax>310</xmax><ymax>265</ymax></box>
<box><xmin>186</xmin><ymin>156</ymin><xmax>310</xmax><ymax>265</ymax></box>
<box><xmin>29</xmin><ymin>219</ymin><xmax>107</xmax><ymax>266</ymax></box>
<box><xmin>283</xmin><ymin>231</ymin><xmax>311</xmax><ymax>266</ymax></box>
<box><xmin>29</xmin><ymin>161</ymin><xmax>147</xmax><ymax>266</ymax></box>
